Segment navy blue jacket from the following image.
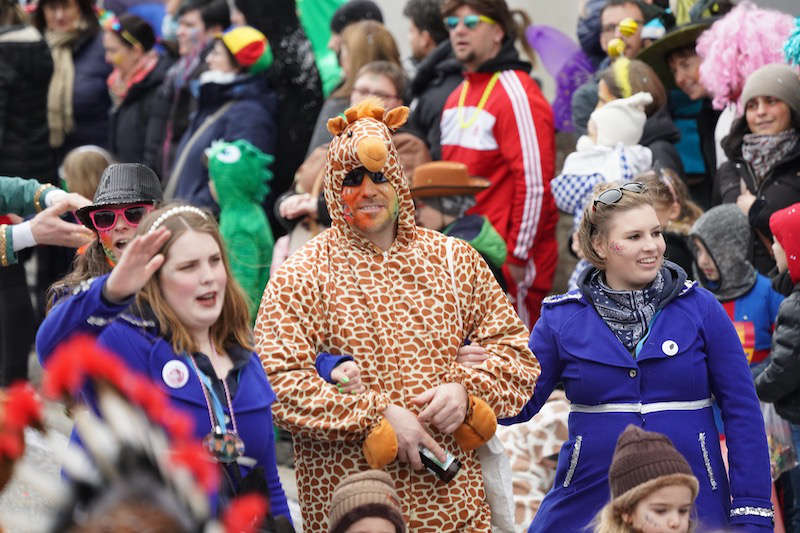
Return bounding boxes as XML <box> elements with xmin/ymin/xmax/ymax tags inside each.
<box><xmin>504</xmin><ymin>275</ymin><xmax>773</xmax><ymax>531</ymax></box>
<box><xmin>36</xmin><ymin>274</ymin><xmax>291</xmax><ymax>518</ymax></box>
<box><xmin>62</xmin><ymin>30</ymin><xmax>112</xmax><ymax>159</ymax></box>
<box><xmin>171</xmin><ymin>74</ymin><xmax>276</xmax><ymax>213</ymax></box>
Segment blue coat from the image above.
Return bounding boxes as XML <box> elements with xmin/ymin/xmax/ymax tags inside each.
<box><xmin>36</xmin><ymin>275</ymin><xmax>290</xmax><ymax>519</ymax></box>
<box><xmin>171</xmin><ymin>74</ymin><xmax>277</xmax><ymax>213</ymax></box>
<box><xmin>503</xmin><ymin>281</ymin><xmax>773</xmax><ymax>532</ymax></box>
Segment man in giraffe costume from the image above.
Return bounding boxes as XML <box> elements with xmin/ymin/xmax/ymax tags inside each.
<box><xmin>255</xmin><ymin>99</ymin><xmax>540</xmax><ymax>531</ymax></box>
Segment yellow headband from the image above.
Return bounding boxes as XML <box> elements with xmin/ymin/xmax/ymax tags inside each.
<box><xmin>613</xmin><ymin>58</ymin><xmax>633</xmax><ymax>99</ymax></box>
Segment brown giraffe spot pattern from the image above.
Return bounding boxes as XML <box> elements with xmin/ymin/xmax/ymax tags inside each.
<box><xmin>254</xmin><ymin>101</ymin><xmax>540</xmax><ymax>532</ymax></box>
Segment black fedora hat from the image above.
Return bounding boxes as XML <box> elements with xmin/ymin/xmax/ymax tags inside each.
<box><xmin>76</xmin><ymin>163</ymin><xmax>163</xmax><ymax>230</ymax></box>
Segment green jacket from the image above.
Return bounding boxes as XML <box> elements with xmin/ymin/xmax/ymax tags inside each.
<box><xmin>1</xmin><ymin>176</ymin><xmax>59</xmax><ymax>266</ymax></box>
<box><xmin>207</xmin><ymin>140</ymin><xmax>275</xmax><ymax>322</ymax></box>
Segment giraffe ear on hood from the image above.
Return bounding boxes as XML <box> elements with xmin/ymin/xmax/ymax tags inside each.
<box><xmin>383</xmin><ymin>106</ymin><xmax>409</xmax><ymax>132</ymax></box>
<box><xmin>327</xmin><ymin>116</ymin><xmax>348</xmax><ymax>136</ymax></box>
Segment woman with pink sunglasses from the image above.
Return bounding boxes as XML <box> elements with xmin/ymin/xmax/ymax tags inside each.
<box><xmin>36</xmin><ymin>163</ymin><xmax>165</xmax><ymax>360</ymax></box>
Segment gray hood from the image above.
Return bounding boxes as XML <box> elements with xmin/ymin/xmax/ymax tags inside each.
<box><xmin>689</xmin><ymin>204</ymin><xmax>757</xmax><ymax>301</ymax></box>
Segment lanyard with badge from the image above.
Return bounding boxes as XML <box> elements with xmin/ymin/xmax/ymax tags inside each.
<box><xmin>184</xmin><ymin>353</ymin><xmax>246</xmax><ymax>464</ymax></box>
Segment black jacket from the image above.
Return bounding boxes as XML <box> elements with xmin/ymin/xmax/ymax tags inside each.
<box><xmin>144</xmin><ymin>44</ymin><xmax>210</xmax><ymax>178</ymax></box>
<box><xmin>754</xmin><ymin>285</ymin><xmax>800</xmax><ymax>423</ymax></box>
<box><xmin>714</xmin><ymin>119</ymin><xmax>800</xmax><ymax>274</ymax></box>
<box><xmin>0</xmin><ymin>25</ymin><xmax>54</xmax><ymax>180</ymax></box>
<box><xmin>640</xmin><ymin>105</ymin><xmax>685</xmax><ymax>178</ymax></box>
<box><xmin>109</xmin><ymin>54</ymin><xmax>172</xmax><ymax>165</ymax></box>
<box><xmin>406</xmin><ymin>40</ymin><xmax>463</xmax><ymax>161</ymax></box>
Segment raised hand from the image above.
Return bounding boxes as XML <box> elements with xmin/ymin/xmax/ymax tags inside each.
<box><xmin>413</xmin><ymin>383</ymin><xmax>468</xmax><ymax>435</ymax></box>
<box><xmin>103</xmin><ymin>228</ymin><xmax>171</xmax><ymax>303</ymax></box>
<box><xmin>382</xmin><ymin>404</ymin><xmax>448</xmax><ymax>471</ymax></box>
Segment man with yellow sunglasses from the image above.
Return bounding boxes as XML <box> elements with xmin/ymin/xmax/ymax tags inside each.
<box><xmin>439</xmin><ymin>0</ymin><xmax>558</xmax><ymax>329</ymax></box>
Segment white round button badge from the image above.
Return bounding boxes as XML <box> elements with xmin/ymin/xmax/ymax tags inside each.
<box><xmin>662</xmin><ymin>340</ymin><xmax>679</xmax><ymax>356</ymax></box>
<box><xmin>162</xmin><ymin>360</ymin><xmax>190</xmax><ymax>388</ymax></box>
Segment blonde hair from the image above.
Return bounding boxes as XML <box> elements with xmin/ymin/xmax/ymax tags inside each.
<box><xmin>134</xmin><ymin>204</ymin><xmax>254</xmax><ymax>355</ymax></box>
<box><xmin>599</xmin><ymin>59</ymin><xmax>666</xmax><ymax>117</ymax></box>
<box><xmin>592</xmin><ymin>474</ymin><xmax>699</xmax><ymax>533</ymax></box>
<box><xmin>333</xmin><ymin>20</ymin><xmax>402</xmax><ymax>100</ymax></box>
<box><xmin>578</xmin><ymin>181</ymin><xmax>655</xmax><ymax>269</ymax></box>
<box><xmin>636</xmin><ymin>168</ymin><xmax>703</xmax><ymax>235</ymax></box>
<box><xmin>61</xmin><ymin>145</ymin><xmax>115</xmax><ymax>200</ymax></box>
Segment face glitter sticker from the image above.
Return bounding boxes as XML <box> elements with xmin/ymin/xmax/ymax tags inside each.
<box><xmin>162</xmin><ymin>360</ymin><xmax>190</xmax><ymax>388</ymax></box>
<box><xmin>662</xmin><ymin>340</ymin><xmax>679</xmax><ymax>356</ymax></box>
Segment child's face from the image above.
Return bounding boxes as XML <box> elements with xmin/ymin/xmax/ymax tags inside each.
<box><xmin>773</xmin><ymin>237</ymin><xmax>788</xmax><ymax>274</ymax></box>
<box><xmin>692</xmin><ymin>237</ymin><xmax>719</xmax><ymax>281</ymax></box>
<box><xmin>623</xmin><ymin>484</ymin><xmax>693</xmax><ymax>533</ymax></box>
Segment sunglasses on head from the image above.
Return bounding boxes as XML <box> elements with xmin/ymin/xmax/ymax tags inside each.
<box><xmin>89</xmin><ymin>203</ymin><xmax>153</xmax><ymax>231</ymax></box>
<box><xmin>341</xmin><ymin>168</ymin><xmax>390</xmax><ymax>188</ymax></box>
<box><xmin>444</xmin><ymin>14</ymin><xmax>496</xmax><ymax>30</ymax></box>
<box><xmin>592</xmin><ymin>182</ymin><xmax>647</xmax><ymax>212</ymax></box>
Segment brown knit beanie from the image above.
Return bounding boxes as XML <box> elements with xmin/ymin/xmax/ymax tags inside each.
<box><xmin>740</xmin><ymin>63</ymin><xmax>800</xmax><ymax>118</ymax></box>
<box><xmin>328</xmin><ymin>470</ymin><xmax>405</xmax><ymax>533</ymax></box>
<box><xmin>609</xmin><ymin>425</ymin><xmax>697</xmax><ymax>499</ymax></box>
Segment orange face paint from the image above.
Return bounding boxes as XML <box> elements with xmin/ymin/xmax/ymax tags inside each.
<box><xmin>341</xmin><ymin>175</ymin><xmax>399</xmax><ymax>241</ymax></box>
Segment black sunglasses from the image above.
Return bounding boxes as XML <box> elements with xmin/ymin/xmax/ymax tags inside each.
<box><xmin>592</xmin><ymin>182</ymin><xmax>647</xmax><ymax>212</ymax></box>
<box><xmin>341</xmin><ymin>168</ymin><xmax>389</xmax><ymax>188</ymax></box>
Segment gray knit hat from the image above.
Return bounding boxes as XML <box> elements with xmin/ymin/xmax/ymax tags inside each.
<box><xmin>609</xmin><ymin>425</ymin><xmax>697</xmax><ymax>499</ymax></box>
<box><xmin>328</xmin><ymin>470</ymin><xmax>405</xmax><ymax>533</ymax></box>
<box><xmin>76</xmin><ymin>164</ymin><xmax>162</xmax><ymax>230</ymax></box>
<box><xmin>740</xmin><ymin>63</ymin><xmax>800</xmax><ymax>117</ymax></box>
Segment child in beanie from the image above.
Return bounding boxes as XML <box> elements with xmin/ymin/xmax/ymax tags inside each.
<box><xmin>328</xmin><ymin>470</ymin><xmax>405</xmax><ymax>533</ymax></box>
<box><xmin>754</xmin><ymin>203</ymin><xmax>800</xmax><ymax>426</ymax></box>
<box><xmin>593</xmin><ymin>425</ymin><xmax>699</xmax><ymax>533</ymax></box>
<box><xmin>551</xmin><ymin>91</ymin><xmax>654</xmax><ymax>289</ymax></box>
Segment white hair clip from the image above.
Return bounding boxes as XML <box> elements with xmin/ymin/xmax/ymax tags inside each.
<box><xmin>147</xmin><ymin>206</ymin><xmax>210</xmax><ymax>235</ymax></box>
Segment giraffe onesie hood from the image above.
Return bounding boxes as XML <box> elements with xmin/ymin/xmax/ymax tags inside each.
<box><xmin>255</xmin><ymin>100</ymin><xmax>540</xmax><ymax>532</ymax></box>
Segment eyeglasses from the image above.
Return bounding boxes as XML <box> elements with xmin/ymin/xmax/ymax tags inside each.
<box><xmin>592</xmin><ymin>182</ymin><xmax>647</xmax><ymax>211</ymax></box>
<box><xmin>444</xmin><ymin>14</ymin><xmax>496</xmax><ymax>31</ymax></box>
<box><xmin>352</xmin><ymin>87</ymin><xmax>398</xmax><ymax>101</ymax></box>
<box><xmin>89</xmin><ymin>203</ymin><xmax>154</xmax><ymax>230</ymax></box>
<box><xmin>342</xmin><ymin>168</ymin><xmax>390</xmax><ymax>188</ymax></box>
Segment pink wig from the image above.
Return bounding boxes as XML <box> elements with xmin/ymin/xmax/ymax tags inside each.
<box><xmin>696</xmin><ymin>1</ymin><xmax>795</xmax><ymax>110</ymax></box>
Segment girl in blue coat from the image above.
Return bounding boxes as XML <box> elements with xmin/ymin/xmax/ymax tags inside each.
<box><xmin>38</xmin><ymin>201</ymin><xmax>290</xmax><ymax>522</ymax></box>
<box><xmin>504</xmin><ymin>182</ymin><xmax>773</xmax><ymax>531</ymax></box>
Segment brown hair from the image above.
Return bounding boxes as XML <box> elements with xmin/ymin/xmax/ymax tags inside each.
<box><xmin>62</xmin><ymin>145</ymin><xmax>115</xmax><ymax>200</ymax></box>
<box><xmin>32</xmin><ymin>0</ymin><xmax>99</xmax><ymax>33</ymax></box>
<box><xmin>333</xmin><ymin>20</ymin><xmax>401</xmax><ymax>100</ymax></box>
<box><xmin>355</xmin><ymin>60</ymin><xmax>408</xmax><ymax>102</ymax></box>
<box><xmin>636</xmin><ymin>168</ymin><xmax>703</xmax><ymax>234</ymax></box>
<box><xmin>599</xmin><ymin>59</ymin><xmax>666</xmax><ymax>117</ymax></box>
<box><xmin>134</xmin><ymin>204</ymin><xmax>253</xmax><ymax>355</ymax></box>
<box><xmin>0</xmin><ymin>1</ymin><xmax>27</xmax><ymax>25</ymax></box>
<box><xmin>47</xmin><ymin>242</ymin><xmax>114</xmax><ymax>311</ymax></box>
<box><xmin>591</xmin><ymin>474</ymin><xmax>698</xmax><ymax>533</ymax></box>
<box><xmin>441</xmin><ymin>0</ymin><xmax>537</xmax><ymax>67</ymax></box>
<box><xmin>578</xmin><ymin>181</ymin><xmax>655</xmax><ymax>268</ymax></box>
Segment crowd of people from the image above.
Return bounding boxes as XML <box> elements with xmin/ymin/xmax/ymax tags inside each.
<box><xmin>1</xmin><ymin>0</ymin><xmax>800</xmax><ymax>531</ymax></box>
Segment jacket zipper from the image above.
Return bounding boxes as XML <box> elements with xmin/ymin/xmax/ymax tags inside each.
<box><xmin>563</xmin><ymin>435</ymin><xmax>582</xmax><ymax>487</ymax></box>
<box><xmin>698</xmin><ymin>432</ymin><xmax>718</xmax><ymax>490</ymax></box>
